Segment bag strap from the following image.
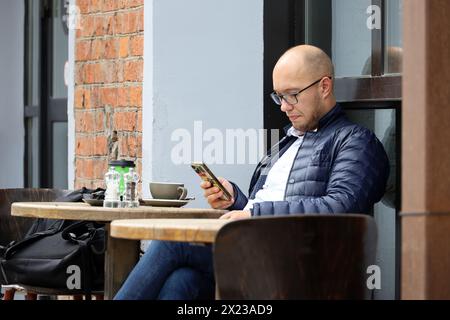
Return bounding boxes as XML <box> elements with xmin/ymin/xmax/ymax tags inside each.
<box><xmin>61</xmin><ymin>221</ymin><xmax>100</xmax><ymax>242</ymax></box>
<box><xmin>78</xmin><ymin>239</ymin><xmax>93</xmax><ymax>299</ymax></box>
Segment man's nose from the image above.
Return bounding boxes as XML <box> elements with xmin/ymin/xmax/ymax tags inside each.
<box><xmin>280</xmin><ymin>100</ymin><xmax>294</xmax><ymax>112</ymax></box>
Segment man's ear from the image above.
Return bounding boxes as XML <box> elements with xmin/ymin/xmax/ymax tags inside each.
<box><xmin>321</xmin><ymin>77</ymin><xmax>333</xmax><ymax>98</ymax></box>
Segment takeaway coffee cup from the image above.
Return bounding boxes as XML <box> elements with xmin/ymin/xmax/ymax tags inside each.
<box><xmin>149</xmin><ymin>182</ymin><xmax>188</xmax><ymax>200</ymax></box>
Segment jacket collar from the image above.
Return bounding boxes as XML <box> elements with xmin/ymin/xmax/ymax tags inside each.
<box><xmin>317</xmin><ymin>103</ymin><xmax>343</xmax><ymax>130</ymax></box>
<box><xmin>283</xmin><ymin>103</ymin><xmax>343</xmax><ymax>134</ymax></box>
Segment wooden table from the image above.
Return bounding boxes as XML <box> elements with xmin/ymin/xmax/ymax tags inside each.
<box><xmin>111</xmin><ymin>219</ymin><xmax>231</xmax><ymax>243</ymax></box>
<box><xmin>11</xmin><ymin>202</ymin><xmax>226</xmax><ymax>299</ymax></box>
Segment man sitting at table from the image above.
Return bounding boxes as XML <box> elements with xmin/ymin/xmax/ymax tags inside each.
<box><xmin>114</xmin><ymin>45</ymin><xmax>389</xmax><ymax>300</ymax></box>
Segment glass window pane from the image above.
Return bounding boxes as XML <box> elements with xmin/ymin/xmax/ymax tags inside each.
<box><xmin>32</xmin><ymin>116</ymin><xmax>40</xmax><ymax>187</ymax></box>
<box><xmin>344</xmin><ymin>108</ymin><xmax>397</xmax><ymax>300</ymax></box>
<box><xmin>25</xmin><ymin>0</ymin><xmax>41</xmax><ymax>106</ymax></box>
<box><xmin>332</xmin><ymin>0</ymin><xmax>372</xmax><ymax>77</ymax></box>
<box><xmin>385</xmin><ymin>0</ymin><xmax>403</xmax><ymax>74</ymax></box>
<box><xmin>52</xmin><ymin>121</ymin><xmax>68</xmax><ymax>188</ymax></box>
<box><xmin>305</xmin><ymin>0</ymin><xmax>373</xmax><ymax>77</ymax></box>
<box><xmin>52</xmin><ymin>0</ymin><xmax>68</xmax><ymax>99</ymax></box>
<box><xmin>25</xmin><ymin>117</ymin><xmax>40</xmax><ymax>187</ymax></box>
<box><xmin>32</xmin><ymin>0</ymin><xmax>40</xmax><ymax>105</ymax></box>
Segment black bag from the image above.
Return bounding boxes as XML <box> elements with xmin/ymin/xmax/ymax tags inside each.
<box><xmin>0</xmin><ymin>188</ymin><xmax>106</xmax><ymax>296</ymax></box>
<box><xmin>0</xmin><ymin>219</ymin><xmax>105</xmax><ymax>295</ymax></box>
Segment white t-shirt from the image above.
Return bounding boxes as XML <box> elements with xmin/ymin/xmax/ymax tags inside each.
<box><xmin>244</xmin><ymin>127</ymin><xmax>306</xmax><ymax>211</ymax></box>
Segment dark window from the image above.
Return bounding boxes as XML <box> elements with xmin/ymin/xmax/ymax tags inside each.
<box><xmin>24</xmin><ymin>0</ymin><xmax>68</xmax><ymax>189</ymax></box>
<box><xmin>264</xmin><ymin>0</ymin><xmax>402</xmax><ymax>299</ymax></box>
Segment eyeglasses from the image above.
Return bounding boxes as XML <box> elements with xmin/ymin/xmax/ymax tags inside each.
<box><xmin>270</xmin><ymin>76</ymin><xmax>332</xmax><ymax>106</ymax></box>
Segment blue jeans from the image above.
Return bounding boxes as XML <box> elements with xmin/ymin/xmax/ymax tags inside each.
<box><xmin>114</xmin><ymin>240</ymin><xmax>215</xmax><ymax>300</ymax></box>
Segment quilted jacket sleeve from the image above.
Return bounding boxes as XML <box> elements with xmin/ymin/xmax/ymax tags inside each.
<box><xmin>226</xmin><ymin>182</ymin><xmax>249</xmax><ymax>211</ymax></box>
<box><xmin>251</xmin><ymin>128</ymin><xmax>390</xmax><ymax>216</ymax></box>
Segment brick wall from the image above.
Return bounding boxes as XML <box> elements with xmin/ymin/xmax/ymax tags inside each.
<box><xmin>74</xmin><ymin>0</ymin><xmax>143</xmax><ymax>190</ymax></box>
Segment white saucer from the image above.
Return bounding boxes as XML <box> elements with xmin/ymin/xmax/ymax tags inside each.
<box><xmin>139</xmin><ymin>198</ymin><xmax>191</xmax><ymax>208</ymax></box>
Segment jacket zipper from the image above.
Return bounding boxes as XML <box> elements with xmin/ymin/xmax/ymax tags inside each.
<box><xmin>283</xmin><ymin>132</ymin><xmax>307</xmax><ymax>200</ymax></box>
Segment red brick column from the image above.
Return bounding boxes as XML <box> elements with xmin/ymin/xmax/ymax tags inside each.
<box><xmin>74</xmin><ymin>0</ymin><xmax>143</xmax><ymax>190</ymax></box>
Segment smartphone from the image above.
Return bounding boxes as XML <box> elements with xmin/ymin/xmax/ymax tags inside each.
<box><xmin>191</xmin><ymin>162</ymin><xmax>232</xmax><ymax>201</ymax></box>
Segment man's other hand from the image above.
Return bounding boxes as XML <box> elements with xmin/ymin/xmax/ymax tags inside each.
<box><xmin>200</xmin><ymin>177</ymin><xmax>235</xmax><ymax>209</ymax></box>
<box><xmin>219</xmin><ymin>210</ymin><xmax>251</xmax><ymax>220</ymax></box>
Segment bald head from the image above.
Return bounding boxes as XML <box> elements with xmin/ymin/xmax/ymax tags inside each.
<box><xmin>275</xmin><ymin>45</ymin><xmax>334</xmax><ymax>81</ymax></box>
<box><xmin>272</xmin><ymin>45</ymin><xmax>337</xmax><ymax>131</ymax></box>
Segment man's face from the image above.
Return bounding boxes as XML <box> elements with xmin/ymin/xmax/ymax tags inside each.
<box><xmin>273</xmin><ymin>66</ymin><xmax>323</xmax><ymax>132</ymax></box>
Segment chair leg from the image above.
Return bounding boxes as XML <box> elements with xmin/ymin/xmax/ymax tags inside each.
<box><xmin>3</xmin><ymin>288</ymin><xmax>16</xmax><ymax>300</ymax></box>
<box><xmin>94</xmin><ymin>294</ymin><xmax>104</xmax><ymax>300</ymax></box>
<box><xmin>25</xmin><ymin>292</ymin><xmax>37</xmax><ymax>300</ymax></box>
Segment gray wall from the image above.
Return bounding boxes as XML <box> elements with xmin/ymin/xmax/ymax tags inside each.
<box><xmin>143</xmin><ymin>0</ymin><xmax>264</xmax><ymax>206</ymax></box>
<box><xmin>0</xmin><ymin>0</ymin><xmax>25</xmax><ymax>188</ymax></box>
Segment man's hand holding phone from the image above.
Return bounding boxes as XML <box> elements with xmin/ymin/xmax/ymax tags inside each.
<box><xmin>200</xmin><ymin>177</ymin><xmax>235</xmax><ymax>209</ymax></box>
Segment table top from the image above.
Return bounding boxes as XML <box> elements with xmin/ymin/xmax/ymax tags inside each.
<box><xmin>11</xmin><ymin>202</ymin><xmax>226</xmax><ymax>221</ymax></box>
<box><xmin>110</xmin><ymin>219</ymin><xmax>231</xmax><ymax>243</ymax></box>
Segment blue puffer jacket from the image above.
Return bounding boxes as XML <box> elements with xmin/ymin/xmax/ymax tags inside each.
<box><xmin>229</xmin><ymin>104</ymin><xmax>390</xmax><ymax>216</ymax></box>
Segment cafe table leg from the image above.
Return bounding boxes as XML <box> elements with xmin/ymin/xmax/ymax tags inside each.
<box><xmin>104</xmin><ymin>224</ymin><xmax>140</xmax><ymax>300</ymax></box>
